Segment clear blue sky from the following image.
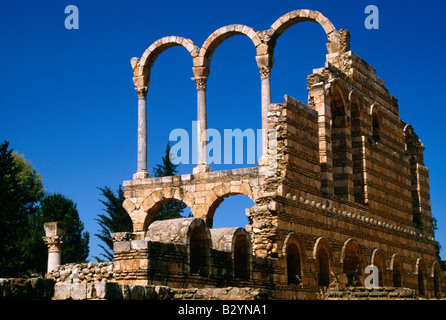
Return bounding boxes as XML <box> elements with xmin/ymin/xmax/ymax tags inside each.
<box><xmin>1</xmin><ymin>0</ymin><xmax>445</xmax><ymax>261</ymax></box>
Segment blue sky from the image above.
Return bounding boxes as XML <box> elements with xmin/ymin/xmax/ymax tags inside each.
<box><xmin>1</xmin><ymin>0</ymin><xmax>445</xmax><ymax>261</ymax></box>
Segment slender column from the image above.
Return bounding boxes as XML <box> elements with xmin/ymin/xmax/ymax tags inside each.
<box><xmin>256</xmin><ymin>55</ymin><xmax>273</xmax><ymax>162</ymax></box>
<box><xmin>192</xmin><ymin>67</ymin><xmax>211</xmax><ymax>173</ymax></box>
<box><xmin>134</xmin><ymin>84</ymin><xmax>150</xmax><ymax>179</ymax></box>
<box><xmin>42</xmin><ymin>222</ymin><xmax>67</xmax><ymax>274</ymax></box>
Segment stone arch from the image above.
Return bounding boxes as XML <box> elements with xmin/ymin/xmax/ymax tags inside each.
<box><xmin>328</xmin><ymin>80</ymin><xmax>351</xmax><ymax>199</ymax></box>
<box><xmin>131</xmin><ymin>188</ymin><xmax>196</xmax><ymax>232</ymax></box>
<box><xmin>210</xmin><ymin>227</ymin><xmax>252</xmax><ymax>280</ymax></box>
<box><xmin>145</xmin><ymin>217</ymin><xmax>212</xmax><ymax>276</ymax></box>
<box><xmin>205</xmin><ymin>182</ymin><xmax>257</xmax><ymax>228</ymax></box>
<box><xmin>340</xmin><ymin>238</ymin><xmax>365</xmax><ymax>286</ymax></box>
<box><xmin>313</xmin><ymin>237</ymin><xmax>333</xmax><ymax>287</ymax></box>
<box><xmin>282</xmin><ymin>233</ymin><xmax>306</xmax><ymax>285</ymax></box>
<box><xmin>416</xmin><ymin>258</ymin><xmax>426</xmax><ymax>296</ymax></box>
<box><xmin>390</xmin><ymin>253</ymin><xmax>403</xmax><ymax>287</ymax></box>
<box><xmin>132</xmin><ymin>36</ymin><xmax>200</xmax><ymax>86</ymax></box>
<box><xmin>432</xmin><ymin>261</ymin><xmax>442</xmax><ymax>298</ymax></box>
<box><xmin>197</xmin><ymin>24</ymin><xmax>263</xmax><ymax>67</ymax></box>
<box><xmin>269</xmin><ymin>9</ymin><xmax>341</xmax><ymax>54</ymax></box>
<box><xmin>370</xmin><ymin>248</ymin><xmax>385</xmax><ymax>287</ymax></box>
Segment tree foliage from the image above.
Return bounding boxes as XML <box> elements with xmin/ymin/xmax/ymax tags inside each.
<box><xmin>0</xmin><ymin>141</ymin><xmax>44</xmax><ymax>277</ymax></box>
<box><xmin>0</xmin><ymin>141</ymin><xmax>89</xmax><ymax>276</ymax></box>
<box><xmin>94</xmin><ymin>185</ymin><xmax>132</xmax><ymax>262</ymax></box>
<box><xmin>94</xmin><ymin>143</ymin><xmax>190</xmax><ymax>262</ymax></box>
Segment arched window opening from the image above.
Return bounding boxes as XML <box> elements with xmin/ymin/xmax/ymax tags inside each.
<box><xmin>391</xmin><ymin>254</ymin><xmax>403</xmax><ymax>287</ymax></box>
<box><xmin>372</xmin><ymin>112</ymin><xmax>380</xmax><ymax>141</ymax></box>
<box><xmin>393</xmin><ymin>268</ymin><xmax>402</xmax><ymax>287</ymax></box>
<box><xmin>371</xmin><ymin>250</ymin><xmax>385</xmax><ymax>287</ymax></box>
<box><xmin>330</xmin><ymin>88</ymin><xmax>349</xmax><ymax>199</ymax></box>
<box><xmin>342</xmin><ymin>240</ymin><xmax>363</xmax><ymax>287</ymax></box>
<box><xmin>317</xmin><ymin>249</ymin><xmax>330</xmax><ymax>287</ymax></box>
<box><xmin>286</xmin><ymin>243</ymin><xmax>302</xmax><ymax>285</ymax></box>
<box><xmin>233</xmin><ymin>234</ymin><xmax>250</xmax><ymax>280</ymax></box>
<box><xmin>418</xmin><ymin>269</ymin><xmax>425</xmax><ymax>296</ymax></box>
<box><xmin>350</xmin><ymin>99</ymin><xmax>366</xmax><ymax>204</ymax></box>
<box><xmin>189</xmin><ymin>226</ymin><xmax>211</xmax><ymax>276</ymax></box>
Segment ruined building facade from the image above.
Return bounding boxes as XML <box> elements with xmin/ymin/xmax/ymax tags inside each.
<box><xmin>113</xmin><ymin>9</ymin><xmax>443</xmax><ymax>299</ymax></box>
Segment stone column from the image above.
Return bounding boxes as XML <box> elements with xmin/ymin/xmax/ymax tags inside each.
<box><xmin>256</xmin><ymin>55</ymin><xmax>273</xmax><ymax>162</ymax></box>
<box><xmin>308</xmin><ymin>79</ymin><xmax>334</xmax><ymax>194</ymax></box>
<box><xmin>42</xmin><ymin>222</ymin><xmax>67</xmax><ymax>274</ymax></box>
<box><xmin>192</xmin><ymin>67</ymin><xmax>211</xmax><ymax>174</ymax></box>
<box><xmin>134</xmin><ymin>84</ymin><xmax>150</xmax><ymax>179</ymax></box>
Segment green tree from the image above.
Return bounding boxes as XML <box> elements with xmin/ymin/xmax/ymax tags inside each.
<box><xmin>0</xmin><ymin>141</ymin><xmax>44</xmax><ymax>277</ymax></box>
<box><xmin>94</xmin><ymin>185</ymin><xmax>132</xmax><ymax>262</ymax></box>
<box><xmin>27</xmin><ymin>193</ymin><xmax>90</xmax><ymax>273</ymax></box>
<box><xmin>152</xmin><ymin>142</ymin><xmax>189</xmax><ymax>221</ymax></box>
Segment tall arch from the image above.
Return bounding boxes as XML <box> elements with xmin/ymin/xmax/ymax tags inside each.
<box><xmin>341</xmin><ymin>238</ymin><xmax>365</xmax><ymax>286</ymax></box>
<box><xmin>328</xmin><ymin>81</ymin><xmax>353</xmax><ymax>200</ymax></box>
<box><xmin>283</xmin><ymin>233</ymin><xmax>306</xmax><ymax>285</ymax></box>
<box><xmin>349</xmin><ymin>91</ymin><xmax>367</xmax><ymax>204</ymax></box>
<box><xmin>269</xmin><ymin>9</ymin><xmax>341</xmax><ymax>54</ymax></box>
<box><xmin>134</xmin><ymin>36</ymin><xmax>200</xmax><ymax>81</ymax></box>
<box><xmin>370</xmin><ymin>248</ymin><xmax>385</xmax><ymax>287</ymax></box>
<box><xmin>313</xmin><ymin>237</ymin><xmax>333</xmax><ymax>287</ymax></box>
<box><xmin>197</xmin><ymin>24</ymin><xmax>263</xmax><ymax>67</ymax></box>
<box><xmin>390</xmin><ymin>253</ymin><xmax>403</xmax><ymax>287</ymax></box>
<box><xmin>131</xmin><ymin>36</ymin><xmax>200</xmax><ymax>178</ymax></box>
<box><xmin>416</xmin><ymin>258</ymin><xmax>426</xmax><ymax>296</ymax></box>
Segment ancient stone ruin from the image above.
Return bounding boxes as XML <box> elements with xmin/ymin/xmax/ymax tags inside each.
<box><xmin>2</xmin><ymin>9</ymin><xmax>443</xmax><ymax>301</ymax></box>
<box><xmin>116</xmin><ymin>9</ymin><xmax>444</xmax><ymax>300</ymax></box>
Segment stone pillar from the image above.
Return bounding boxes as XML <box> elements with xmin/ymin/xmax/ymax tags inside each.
<box><xmin>308</xmin><ymin>79</ymin><xmax>334</xmax><ymax>194</ymax></box>
<box><xmin>192</xmin><ymin>66</ymin><xmax>211</xmax><ymax>173</ymax></box>
<box><xmin>134</xmin><ymin>84</ymin><xmax>150</xmax><ymax>179</ymax></box>
<box><xmin>256</xmin><ymin>54</ymin><xmax>273</xmax><ymax>161</ymax></box>
<box><xmin>42</xmin><ymin>222</ymin><xmax>67</xmax><ymax>274</ymax></box>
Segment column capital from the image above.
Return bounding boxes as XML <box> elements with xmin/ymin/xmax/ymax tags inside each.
<box><xmin>256</xmin><ymin>54</ymin><xmax>274</xmax><ymax>81</ymax></box>
<box><xmin>135</xmin><ymin>86</ymin><xmax>148</xmax><ymax>99</ymax></box>
<box><xmin>192</xmin><ymin>77</ymin><xmax>208</xmax><ymax>91</ymax></box>
<box><xmin>259</xmin><ymin>66</ymin><xmax>271</xmax><ymax>80</ymax></box>
<box><xmin>42</xmin><ymin>235</ymin><xmax>64</xmax><ymax>251</ymax></box>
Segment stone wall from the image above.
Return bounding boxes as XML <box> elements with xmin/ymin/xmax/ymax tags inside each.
<box><xmin>49</xmin><ymin>262</ymin><xmax>114</xmax><ymax>283</ymax></box>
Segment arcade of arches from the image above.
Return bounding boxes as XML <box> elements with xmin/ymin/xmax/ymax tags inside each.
<box><xmin>113</xmin><ymin>9</ymin><xmax>444</xmax><ymax>299</ymax></box>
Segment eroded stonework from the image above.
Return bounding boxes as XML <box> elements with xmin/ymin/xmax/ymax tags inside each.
<box><xmin>115</xmin><ymin>9</ymin><xmax>444</xmax><ymax>299</ymax></box>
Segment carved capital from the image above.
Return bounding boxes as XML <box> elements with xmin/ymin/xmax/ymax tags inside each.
<box><xmin>259</xmin><ymin>66</ymin><xmax>271</xmax><ymax>80</ymax></box>
<box><xmin>135</xmin><ymin>86</ymin><xmax>148</xmax><ymax>99</ymax></box>
<box><xmin>42</xmin><ymin>236</ymin><xmax>64</xmax><ymax>251</ymax></box>
<box><xmin>192</xmin><ymin>77</ymin><xmax>208</xmax><ymax>91</ymax></box>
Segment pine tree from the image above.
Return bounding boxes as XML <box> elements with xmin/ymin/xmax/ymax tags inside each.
<box><xmin>0</xmin><ymin>141</ymin><xmax>44</xmax><ymax>277</ymax></box>
<box><xmin>94</xmin><ymin>185</ymin><xmax>132</xmax><ymax>261</ymax></box>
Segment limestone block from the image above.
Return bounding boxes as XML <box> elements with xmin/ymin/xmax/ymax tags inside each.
<box><xmin>54</xmin><ymin>283</ymin><xmax>71</xmax><ymax>300</ymax></box>
<box><xmin>71</xmin><ymin>283</ymin><xmax>87</xmax><ymax>300</ymax></box>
